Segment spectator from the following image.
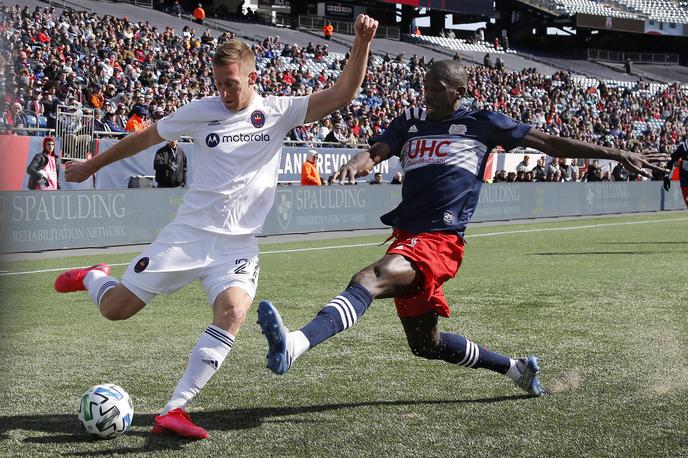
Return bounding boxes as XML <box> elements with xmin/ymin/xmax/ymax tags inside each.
<box><xmin>102</xmin><ymin>111</ymin><xmax>125</xmax><ymax>133</ymax></box>
<box><xmin>236</xmin><ymin>0</ymin><xmax>245</xmax><ymax>16</ymax></box>
<box><xmin>324</xmin><ymin>123</ymin><xmax>347</xmax><ymax>146</ymax></box>
<box><xmin>612</xmin><ymin>162</ymin><xmax>629</xmax><ymax>181</ymax></box>
<box><xmin>301</xmin><ymin>150</ymin><xmax>322</xmax><ymax>186</ymax></box>
<box><xmin>558</xmin><ymin>158</ymin><xmax>572</xmax><ymax>181</ymax></box>
<box><xmin>483</xmin><ymin>53</ymin><xmax>492</xmax><ymax>69</ymax></box>
<box><xmin>154</xmin><ymin>140</ymin><xmax>187</xmax><ymax>188</ymax></box>
<box><xmin>493</xmin><ymin>169</ymin><xmax>508</xmax><ymax>183</ymax></box>
<box><xmin>586</xmin><ymin>160</ymin><xmax>601</xmax><ymax>182</ymax></box>
<box><xmin>545</xmin><ymin>158</ymin><xmax>560</xmax><ymax>181</ymax></box>
<box><xmin>126</xmin><ymin>106</ymin><xmax>150</xmax><ymax>132</ymax></box>
<box><xmin>390</xmin><ymin>172</ymin><xmax>403</xmax><ymax>184</ymax></box>
<box><xmin>193</xmin><ymin>4</ymin><xmax>206</xmax><ymax>25</ymax></box>
<box><xmin>26</xmin><ymin>136</ymin><xmax>59</xmax><ymax>190</ymax></box>
<box><xmin>495</xmin><ymin>57</ymin><xmax>504</xmax><ymax>71</ymax></box>
<box><xmin>152</xmin><ymin>106</ymin><xmax>165</xmax><ymax>122</ymax></box>
<box><xmin>172</xmin><ymin>1</ymin><xmax>183</xmax><ymax>17</ymax></box>
<box><xmin>369</xmin><ymin>172</ymin><xmax>383</xmax><ymax>184</ymax></box>
<box><xmin>3</xmin><ymin>102</ymin><xmax>31</xmax><ymax>135</ymax></box>
<box><xmin>624</xmin><ymin>58</ymin><xmax>632</xmax><ymax>75</ymax></box>
<box><xmin>323</xmin><ymin>21</ymin><xmax>333</xmax><ymax>41</ymax></box>
<box><xmin>516</xmin><ymin>155</ymin><xmax>530</xmax><ymax>173</ymax></box>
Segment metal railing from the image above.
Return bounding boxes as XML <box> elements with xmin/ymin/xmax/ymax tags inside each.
<box><xmin>588</xmin><ymin>48</ymin><xmax>679</xmax><ymax>64</ymax></box>
<box><xmin>55</xmin><ymin>105</ymin><xmax>94</xmax><ymax>161</ymax></box>
<box><xmin>298</xmin><ymin>15</ymin><xmax>400</xmax><ymax>41</ymax></box>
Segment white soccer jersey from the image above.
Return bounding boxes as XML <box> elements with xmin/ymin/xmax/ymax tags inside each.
<box><xmin>156</xmin><ymin>93</ymin><xmax>309</xmax><ymax>234</ymax></box>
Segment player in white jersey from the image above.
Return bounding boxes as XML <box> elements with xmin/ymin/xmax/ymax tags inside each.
<box><xmin>54</xmin><ymin>15</ymin><xmax>379</xmax><ymax>439</ymax></box>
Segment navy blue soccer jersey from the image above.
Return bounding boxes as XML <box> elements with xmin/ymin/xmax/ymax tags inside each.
<box><xmin>371</xmin><ymin>107</ymin><xmax>532</xmax><ymax>234</ymax></box>
<box><xmin>670</xmin><ymin>140</ymin><xmax>688</xmax><ymax>186</ymax></box>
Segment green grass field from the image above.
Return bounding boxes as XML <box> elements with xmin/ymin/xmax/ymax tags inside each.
<box><xmin>1</xmin><ymin>212</ymin><xmax>687</xmax><ymax>457</ymax></box>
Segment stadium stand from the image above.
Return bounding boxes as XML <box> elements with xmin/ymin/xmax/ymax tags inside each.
<box><xmin>611</xmin><ymin>0</ymin><xmax>688</xmax><ymax>23</ymax></box>
<box><xmin>543</xmin><ymin>0</ymin><xmax>639</xmax><ymax>18</ymax></box>
<box><xmin>1</xmin><ymin>0</ymin><xmax>686</xmax><ymax>170</ymax></box>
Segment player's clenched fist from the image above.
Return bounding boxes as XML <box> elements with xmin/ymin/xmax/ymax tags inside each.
<box><xmin>354</xmin><ymin>14</ymin><xmax>378</xmax><ymax>42</ymax></box>
<box><xmin>64</xmin><ymin>160</ymin><xmax>95</xmax><ymax>183</ymax></box>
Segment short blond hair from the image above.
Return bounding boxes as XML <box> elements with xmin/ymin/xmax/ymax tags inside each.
<box><xmin>212</xmin><ymin>39</ymin><xmax>255</xmax><ymax>72</ymax></box>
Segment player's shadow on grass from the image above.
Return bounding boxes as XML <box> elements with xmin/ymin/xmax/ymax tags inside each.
<box><xmin>1</xmin><ymin>395</ymin><xmax>530</xmax><ymax>455</ymax></box>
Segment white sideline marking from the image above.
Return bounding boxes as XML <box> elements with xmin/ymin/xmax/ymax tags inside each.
<box><xmin>1</xmin><ymin>217</ymin><xmax>686</xmax><ymax>277</ymax></box>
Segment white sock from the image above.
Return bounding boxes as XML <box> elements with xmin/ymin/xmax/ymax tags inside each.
<box><xmin>288</xmin><ymin>330</ymin><xmax>310</xmax><ymax>360</ymax></box>
<box><xmin>505</xmin><ymin>358</ymin><xmax>521</xmax><ymax>381</ymax></box>
<box><xmin>84</xmin><ymin>270</ymin><xmax>119</xmax><ymax>309</ymax></box>
<box><xmin>162</xmin><ymin>325</ymin><xmax>234</xmax><ymax>414</ymax></box>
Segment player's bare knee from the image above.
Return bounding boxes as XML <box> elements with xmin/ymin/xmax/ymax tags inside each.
<box><xmin>214</xmin><ymin>304</ymin><xmax>246</xmax><ymax>329</ymax></box>
<box><xmin>350</xmin><ymin>268</ymin><xmax>376</xmax><ymax>290</ymax></box>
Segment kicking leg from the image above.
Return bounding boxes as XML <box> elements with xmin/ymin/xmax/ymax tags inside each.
<box><xmin>258</xmin><ymin>254</ymin><xmax>419</xmax><ymax>374</ymax></box>
<box><xmin>55</xmin><ymin>263</ymin><xmax>147</xmax><ymax>320</ymax></box>
<box><xmin>153</xmin><ymin>286</ymin><xmax>251</xmax><ymax>439</ymax></box>
<box><xmin>400</xmin><ymin>311</ymin><xmax>544</xmax><ymax>396</ymax></box>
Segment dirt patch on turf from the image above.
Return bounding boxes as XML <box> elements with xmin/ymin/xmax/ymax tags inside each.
<box><xmin>548</xmin><ymin>370</ymin><xmax>582</xmax><ymax>394</ymax></box>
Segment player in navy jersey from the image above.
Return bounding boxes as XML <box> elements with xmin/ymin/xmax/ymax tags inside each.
<box><xmin>258</xmin><ymin>59</ymin><xmax>667</xmax><ymax>396</ymax></box>
<box><xmin>663</xmin><ymin>140</ymin><xmax>688</xmax><ymax>207</ymax></box>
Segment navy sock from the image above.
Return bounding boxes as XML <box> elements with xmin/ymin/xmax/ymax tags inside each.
<box><xmin>439</xmin><ymin>333</ymin><xmax>511</xmax><ymax>374</ymax></box>
<box><xmin>300</xmin><ymin>282</ymin><xmax>373</xmax><ymax>349</ymax></box>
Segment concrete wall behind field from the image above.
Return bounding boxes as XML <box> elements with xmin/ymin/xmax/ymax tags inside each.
<box><xmin>0</xmin><ymin>182</ymin><xmax>684</xmax><ymax>253</ymax></box>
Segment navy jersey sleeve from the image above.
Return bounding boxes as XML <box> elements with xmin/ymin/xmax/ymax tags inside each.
<box><xmin>368</xmin><ymin>115</ymin><xmax>407</xmax><ymax>157</ymax></box>
<box><xmin>483</xmin><ymin>111</ymin><xmax>532</xmax><ymax>150</ymax></box>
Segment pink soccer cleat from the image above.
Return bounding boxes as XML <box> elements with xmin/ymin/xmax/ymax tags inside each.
<box><xmin>151</xmin><ymin>408</ymin><xmax>209</xmax><ymax>439</ymax></box>
<box><xmin>54</xmin><ymin>263</ymin><xmax>111</xmax><ymax>293</ymax></box>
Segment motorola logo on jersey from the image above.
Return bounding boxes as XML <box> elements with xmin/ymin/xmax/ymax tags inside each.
<box><xmin>206</xmin><ymin>133</ymin><xmax>221</xmax><ymax>147</ymax></box>
<box><xmin>250</xmin><ymin>110</ymin><xmax>266</xmax><ymax>128</ymax></box>
<box><xmin>205</xmin><ymin>132</ymin><xmax>270</xmax><ymax>148</ymax></box>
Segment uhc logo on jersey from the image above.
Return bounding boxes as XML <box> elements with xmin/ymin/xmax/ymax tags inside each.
<box><xmin>401</xmin><ymin>136</ymin><xmax>487</xmax><ymax>175</ymax></box>
<box><xmin>250</xmin><ymin>110</ymin><xmax>266</xmax><ymax>128</ymax></box>
<box><xmin>405</xmin><ymin>138</ymin><xmax>450</xmax><ymax>159</ymax></box>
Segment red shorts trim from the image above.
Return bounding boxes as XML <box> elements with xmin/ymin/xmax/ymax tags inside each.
<box><xmin>386</xmin><ymin>229</ymin><xmax>464</xmax><ymax>318</ymax></box>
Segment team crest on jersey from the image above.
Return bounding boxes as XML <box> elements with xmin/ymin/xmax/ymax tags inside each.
<box><xmin>408</xmin><ymin>125</ymin><xmax>418</xmax><ymax>133</ymax></box>
<box><xmin>250</xmin><ymin>110</ymin><xmax>266</xmax><ymax>128</ymax></box>
<box><xmin>134</xmin><ymin>257</ymin><xmax>149</xmax><ymax>273</ymax></box>
<box><xmin>206</xmin><ymin>133</ymin><xmax>220</xmax><ymax>148</ymax></box>
<box><xmin>449</xmin><ymin>124</ymin><xmax>468</xmax><ymax>135</ymax></box>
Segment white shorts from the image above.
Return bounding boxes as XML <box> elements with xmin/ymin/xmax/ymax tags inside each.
<box><xmin>121</xmin><ymin>223</ymin><xmax>260</xmax><ymax>306</ymax></box>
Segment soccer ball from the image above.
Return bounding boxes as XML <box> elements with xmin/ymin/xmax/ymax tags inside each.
<box><xmin>78</xmin><ymin>384</ymin><xmax>133</xmax><ymax>439</ymax></box>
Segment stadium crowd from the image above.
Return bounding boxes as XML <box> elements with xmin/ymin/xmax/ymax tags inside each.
<box><xmin>1</xmin><ymin>3</ymin><xmax>686</xmax><ymax>174</ymax></box>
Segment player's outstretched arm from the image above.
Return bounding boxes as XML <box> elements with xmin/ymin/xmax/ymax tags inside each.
<box><xmin>334</xmin><ymin>141</ymin><xmax>390</xmax><ymax>184</ymax></box>
<box><xmin>64</xmin><ymin>124</ymin><xmax>165</xmax><ymax>182</ymax></box>
<box><xmin>304</xmin><ymin>14</ymin><xmax>378</xmax><ymax>124</ymax></box>
<box><xmin>521</xmin><ymin>128</ymin><xmax>668</xmax><ymax>178</ymax></box>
